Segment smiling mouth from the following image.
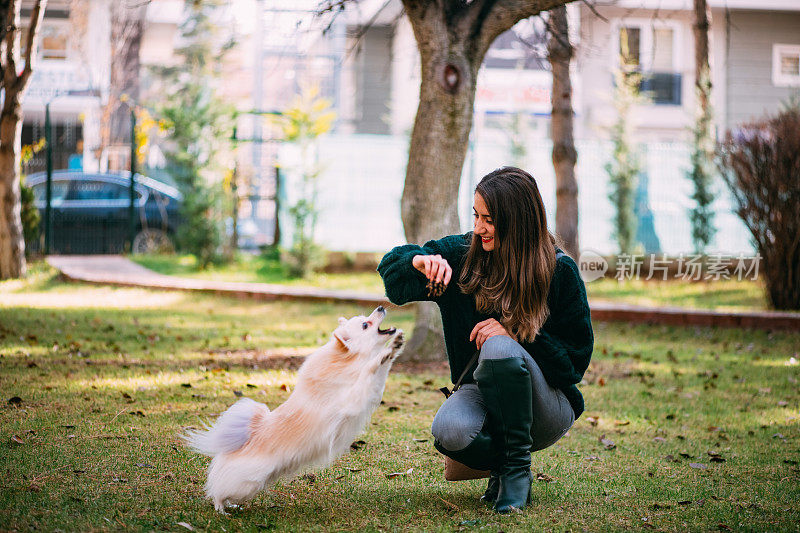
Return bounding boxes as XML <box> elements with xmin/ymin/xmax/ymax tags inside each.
<box><xmin>378</xmin><ymin>326</ymin><xmax>396</xmax><ymax>335</ymax></box>
<box><xmin>481</xmin><ymin>237</ymin><xmax>493</xmax><ymax>242</ymax></box>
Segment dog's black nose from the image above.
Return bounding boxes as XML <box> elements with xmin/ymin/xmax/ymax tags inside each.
<box><xmin>377</xmin><ymin>306</ymin><xmax>385</xmax><ymax>313</ymax></box>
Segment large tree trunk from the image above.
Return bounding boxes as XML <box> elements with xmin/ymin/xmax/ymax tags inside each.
<box><xmin>548</xmin><ymin>6</ymin><xmax>579</xmax><ymax>260</ymax></box>
<box><xmin>399</xmin><ymin>20</ymin><xmax>479</xmax><ymax>361</ymax></box>
<box><xmin>398</xmin><ymin>0</ymin><xmax>575</xmax><ymax>361</ymax></box>
<box><xmin>0</xmin><ymin>0</ymin><xmax>45</xmax><ymax>279</ymax></box>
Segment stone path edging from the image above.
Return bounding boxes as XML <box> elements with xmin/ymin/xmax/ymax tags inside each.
<box><xmin>46</xmin><ymin>255</ymin><xmax>800</xmax><ymax>331</ymax></box>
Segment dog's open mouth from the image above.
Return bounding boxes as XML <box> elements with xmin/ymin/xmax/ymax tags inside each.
<box><xmin>378</xmin><ymin>326</ymin><xmax>396</xmax><ymax>335</ymax></box>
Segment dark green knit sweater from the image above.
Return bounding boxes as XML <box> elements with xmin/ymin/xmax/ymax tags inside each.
<box><xmin>377</xmin><ymin>232</ymin><xmax>594</xmax><ymax>418</ymax></box>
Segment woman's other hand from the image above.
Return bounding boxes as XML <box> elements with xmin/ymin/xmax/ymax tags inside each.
<box><xmin>470</xmin><ymin>318</ymin><xmax>514</xmax><ymax>350</ymax></box>
<box><xmin>412</xmin><ymin>254</ymin><xmax>452</xmax><ymax>285</ymax></box>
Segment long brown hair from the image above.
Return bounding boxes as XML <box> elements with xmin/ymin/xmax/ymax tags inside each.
<box><xmin>458</xmin><ymin>167</ymin><xmax>558</xmax><ymax>341</ymax></box>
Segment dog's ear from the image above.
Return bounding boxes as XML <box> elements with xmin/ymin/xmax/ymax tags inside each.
<box><xmin>333</xmin><ymin>327</ymin><xmax>351</xmax><ymax>350</ymax></box>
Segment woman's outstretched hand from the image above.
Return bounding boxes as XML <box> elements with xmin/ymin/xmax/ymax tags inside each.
<box><xmin>412</xmin><ymin>254</ymin><xmax>451</xmax><ymax>298</ymax></box>
<box><xmin>470</xmin><ymin>318</ymin><xmax>514</xmax><ymax>350</ymax></box>
<box><xmin>412</xmin><ymin>254</ymin><xmax>452</xmax><ymax>285</ymax></box>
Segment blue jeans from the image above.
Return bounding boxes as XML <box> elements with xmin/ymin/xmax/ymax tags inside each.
<box><xmin>431</xmin><ymin>335</ymin><xmax>575</xmax><ymax>454</ymax></box>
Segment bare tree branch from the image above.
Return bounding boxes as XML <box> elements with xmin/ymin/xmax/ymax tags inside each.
<box><xmin>18</xmin><ymin>0</ymin><xmax>46</xmax><ymax>89</ymax></box>
<box><xmin>580</xmin><ymin>0</ymin><xmax>607</xmax><ymax>23</ymax></box>
<box><xmin>3</xmin><ymin>0</ymin><xmax>18</xmax><ymax>91</ymax></box>
<box><xmin>475</xmin><ymin>0</ymin><xmax>577</xmax><ymax>61</ymax></box>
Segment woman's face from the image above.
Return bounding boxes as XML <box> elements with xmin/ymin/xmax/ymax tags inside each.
<box><xmin>473</xmin><ymin>192</ymin><xmax>495</xmax><ymax>251</ymax></box>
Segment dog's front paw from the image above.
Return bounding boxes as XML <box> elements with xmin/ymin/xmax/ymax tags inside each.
<box><xmin>380</xmin><ymin>331</ymin><xmax>405</xmax><ymax>364</ymax></box>
<box><xmin>391</xmin><ymin>330</ymin><xmax>405</xmax><ymax>352</ymax></box>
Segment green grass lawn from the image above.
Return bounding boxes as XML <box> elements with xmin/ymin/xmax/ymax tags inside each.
<box><xmin>1</xmin><ymin>268</ymin><xmax>799</xmax><ymax>531</ymax></box>
<box><xmin>132</xmin><ymin>253</ymin><xmax>781</xmax><ymax>313</ymax></box>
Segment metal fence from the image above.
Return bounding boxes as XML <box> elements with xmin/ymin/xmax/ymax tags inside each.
<box><xmin>277</xmin><ymin>134</ymin><xmax>754</xmax><ymax>256</ymax></box>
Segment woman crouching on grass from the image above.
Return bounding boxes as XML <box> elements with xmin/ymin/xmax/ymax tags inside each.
<box><xmin>377</xmin><ymin>166</ymin><xmax>594</xmax><ymax>513</ymax></box>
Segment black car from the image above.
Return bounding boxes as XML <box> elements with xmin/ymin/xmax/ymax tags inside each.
<box><xmin>26</xmin><ymin>170</ymin><xmax>182</xmax><ymax>254</ymax></box>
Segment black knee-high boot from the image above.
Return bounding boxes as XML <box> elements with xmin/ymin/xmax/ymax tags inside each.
<box><xmin>473</xmin><ymin>356</ymin><xmax>533</xmax><ymax>513</ymax></box>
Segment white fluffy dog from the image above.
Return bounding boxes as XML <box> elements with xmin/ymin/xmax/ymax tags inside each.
<box><xmin>183</xmin><ymin>306</ymin><xmax>404</xmax><ymax>513</ymax></box>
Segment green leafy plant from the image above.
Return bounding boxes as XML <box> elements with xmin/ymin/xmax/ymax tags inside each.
<box><xmin>151</xmin><ymin>0</ymin><xmax>235</xmax><ymax>268</ymax></box>
<box><xmin>688</xmin><ymin>68</ymin><xmax>717</xmax><ymax>254</ymax></box>
<box><xmin>276</xmin><ymin>85</ymin><xmax>336</xmax><ymax>278</ymax></box>
<box><xmin>19</xmin><ymin>139</ymin><xmax>45</xmax><ymax>254</ymax></box>
<box><xmin>605</xmin><ymin>70</ymin><xmax>644</xmax><ymax>254</ymax></box>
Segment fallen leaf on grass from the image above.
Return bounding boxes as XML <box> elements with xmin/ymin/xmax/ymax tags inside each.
<box><xmin>10</xmin><ymin>435</ymin><xmax>24</xmax><ymax>445</ymax></box>
<box><xmin>177</xmin><ymin>522</ymin><xmax>195</xmax><ymax>531</ymax></box>
<box><xmin>386</xmin><ymin>468</ymin><xmax>413</xmax><ymax>479</ymax></box>
<box><xmin>678</xmin><ymin>500</ymin><xmax>692</xmax><ymax>505</ymax></box>
<box><xmin>535</xmin><ymin>472</ymin><xmax>555</xmax><ymax>483</ymax></box>
<box><xmin>233</xmin><ymin>390</ymin><xmax>243</xmax><ymax>397</ymax></box>
<box><xmin>350</xmin><ymin>440</ymin><xmax>366</xmax><ymax>450</ymax></box>
<box><xmin>773</xmin><ymin>433</ymin><xmax>786</xmax><ymax>440</ymax></box>
<box><xmin>614</xmin><ymin>420</ymin><xmax>630</xmax><ymax>426</ymax></box>
<box><xmin>707</xmin><ymin>451</ymin><xmax>726</xmax><ymax>463</ymax></box>
<box><xmin>279</xmin><ymin>384</ymin><xmax>289</xmax><ymax>392</ymax></box>
<box><xmin>413</xmin><ymin>438</ymin><xmax>428</xmax><ymax>443</ymax></box>
<box><xmin>7</xmin><ymin>396</ymin><xmax>22</xmax><ymax>406</ymax></box>
<box><xmin>181</xmin><ymin>383</ymin><xmax>192</xmax><ymax>388</ymax></box>
<box><xmin>599</xmin><ymin>434</ymin><xmax>616</xmax><ymax>450</ymax></box>
<box><xmin>129</xmin><ymin>411</ymin><xmax>145</xmax><ymax>417</ymax></box>
<box><xmin>653</xmin><ymin>437</ymin><xmax>667</xmax><ymax>443</ymax></box>
<box><xmin>585</xmin><ymin>416</ymin><xmax>599</xmax><ymax>426</ymax></box>
<box><xmin>689</xmin><ymin>463</ymin><xmax>708</xmax><ymax>470</ymax></box>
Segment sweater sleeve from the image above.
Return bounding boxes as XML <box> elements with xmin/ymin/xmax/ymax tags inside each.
<box><xmin>377</xmin><ymin>233</ymin><xmax>470</xmax><ymax>306</ymax></box>
<box><xmin>519</xmin><ymin>256</ymin><xmax>594</xmax><ymax>389</ymax></box>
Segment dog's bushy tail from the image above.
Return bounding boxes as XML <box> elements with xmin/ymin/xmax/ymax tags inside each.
<box><xmin>183</xmin><ymin>398</ymin><xmax>269</xmax><ymax>457</ymax></box>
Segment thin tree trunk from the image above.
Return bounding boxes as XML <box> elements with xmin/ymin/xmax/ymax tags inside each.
<box><xmin>693</xmin><ymin>0</ymin><xmax>711</xmax><ymax>123</ymax></box>
<box><xmin>0</xmin><ymin>0</ymin><xmax>45</xmax><ymax>279</ymax></box>
<box><xmin>99</xmin><ymin>2</ymin><xmax>146</xmax><ymax>167</ymax></box>
<box><xmin>548</xmin><ymin>6</ymin><xmax>579</xmax><ymax>260</ymax></box>
<box><xmin>0</xmin><ymin>95</ymin><xmax>24</xmax><ymax>279</ymax></box>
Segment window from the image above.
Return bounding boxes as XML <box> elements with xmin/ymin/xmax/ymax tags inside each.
<box><xmin>68</xmin><ymin>181</ymin><xmax>133</xmax><ymax>202</ymax></box>
<box><xmin>21</xmin><ymin>21</ymin><xmax>68</xmax><ymax>60</ymax></box>
<box><xmin>773</xmin><ymin>44</ymin><xmax>800</xmax><ymax>87</ymax></box>
<box><xmin>613</xmin><ymin>20</ymin><xmax>682</xmax><ymax>105</ymax></box>
<box><xmin>33</xmin><ymin>181</ymin><xmax>69</xmax><ymax>205</ymax></box>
